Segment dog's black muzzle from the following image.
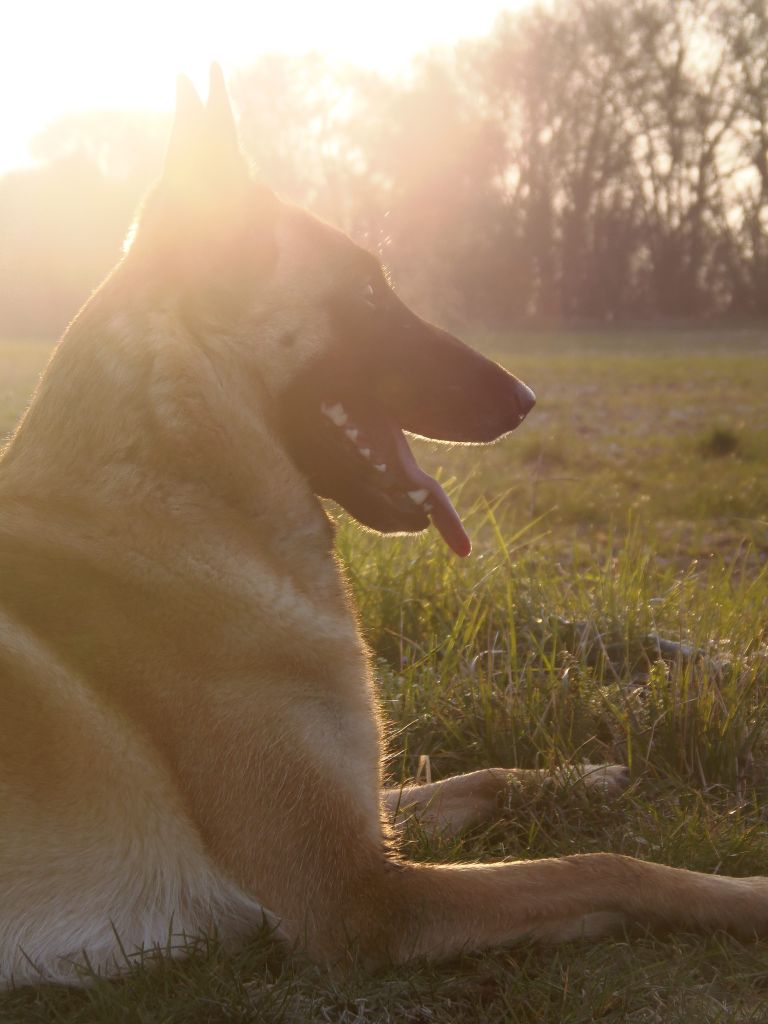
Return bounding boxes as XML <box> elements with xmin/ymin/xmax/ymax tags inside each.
<box><xmin>365</xmin><ymin>294</ymin><xmax>535</xmax><ymax>445</ymax></box>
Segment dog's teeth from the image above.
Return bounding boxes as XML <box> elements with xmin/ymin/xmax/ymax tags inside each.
<box><xmin>374</xmin><ymin>463</ymin><xmax>387</xmax><ymax>473</ymax></box>
<box><xmin>407</xmin><ymin>488</ymin><xmax>430</xmax><ymax>505</ymax></box>
<box><xmin>359</xmin><ymin>448</ymin><xmax>371</xmax><ymax>459</ymax></box>
<box><xmin>345</xmin><ymin>428</ymin><xmax>359</xmax><ymax>442</ymax></box>
<box><xmin>321</xmin><ymin>402</ymin><xmax>348</xmax><ymax>427</ymax></box>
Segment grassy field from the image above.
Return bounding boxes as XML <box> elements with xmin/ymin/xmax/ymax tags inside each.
<box><xmin>2</xmin><ymin>330</ymin><xmax>768</xmax><ymax>1022</ymax></box>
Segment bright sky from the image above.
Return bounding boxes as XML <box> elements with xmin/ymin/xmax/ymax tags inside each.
<box><xmin>1</xmin><ymin>0</ymin><xmax>527</xmax><ymax>174</ymax></box>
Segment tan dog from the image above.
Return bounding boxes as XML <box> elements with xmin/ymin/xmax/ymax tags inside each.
<box><xmin>1</xmin><ymin>67</ymin><xmax>767</xmax><ymax>989</ymax></box>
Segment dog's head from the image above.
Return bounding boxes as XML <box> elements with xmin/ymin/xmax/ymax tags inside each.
<box><xmin>129</xmin><ymin>66</ymin><xmax>535</xmax><ymax>556</ymax></box>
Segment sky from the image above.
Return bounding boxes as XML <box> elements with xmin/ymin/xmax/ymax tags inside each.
<box><xmin>1</xmin><ymin>0</ymin><xmax>528</xmax><ymax>175</ymax></box>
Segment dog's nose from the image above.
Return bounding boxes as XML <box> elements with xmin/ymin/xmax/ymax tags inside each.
<box><xmin>512</xmin><ymin>378</ymin><xmax>536</xmax><ymax>422</ymax></box>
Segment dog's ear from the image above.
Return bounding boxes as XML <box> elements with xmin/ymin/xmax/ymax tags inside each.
<box><xmin>161</xmin><ymin>67</ymin><xmax>249</xmax><ymax>196</ymax></box>
<box><xmin>129</xmin><ymin>67</ymin><xmax>277</xmax><ymax>303</ymax></box>
<box><xmin>163</xmin><ymin>75</ymin><xmax>206</xmax><ymax>185</ymax></box>
<box><xmin>205</xmin><ymin>63</ymin><xmax>242</xmax><ymax>162</ymax></box>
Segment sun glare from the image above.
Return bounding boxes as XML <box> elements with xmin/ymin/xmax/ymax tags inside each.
<box><xmin>2</xmin><ymin>0</ymin><xmax>528</xmax><ymax>174</ymax></box>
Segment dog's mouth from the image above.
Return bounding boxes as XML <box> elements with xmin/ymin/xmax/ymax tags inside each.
<box><xmin>279</xmin><ymin>346</ymin><xmax>535</xmax><ymax>556</ymax></box>
<box><xmin>277</xmin><ymin>285</ymin><xmax>534</xmax><ymax>554</ymax></box>
<box><xmin>317</xmin><ymin>398</ymin><xmax>472</xmax><ymax>555</ymax></box>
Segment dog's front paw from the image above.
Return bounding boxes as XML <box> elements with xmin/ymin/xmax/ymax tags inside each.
<box><xmin>576</xmin><ymin>763</ymin><xmax>631</xmax><ymax>797</ymax></box>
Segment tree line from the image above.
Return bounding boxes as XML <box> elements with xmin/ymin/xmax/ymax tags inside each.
<box><xmin>2</xmin><ymin>0</ymin><xmax>767</xmax><ymax>338</ymax></box>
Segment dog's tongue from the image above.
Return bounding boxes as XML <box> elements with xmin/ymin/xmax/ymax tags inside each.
<box><xmin>391</xmin><ymin>427</ymin><xmax>472</xmax><ymax>557</ymax></box>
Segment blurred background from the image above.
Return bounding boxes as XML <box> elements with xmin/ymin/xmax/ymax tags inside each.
<box><xmin>1</xmin><ymin>0</ymin><xmax>767</xmax><ymax>338</ymax></box>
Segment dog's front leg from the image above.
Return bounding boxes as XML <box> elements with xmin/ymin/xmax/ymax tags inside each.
<box><xmin>189</xmin><ymin>701</ymin><xmax>768</xmax><ymax>965</ymax></box>
<box><xmin>383</xmin><ymin>763</ymin><xmax>629</xmax><ymax>837</ymax></box>
<box><xmin>337</xmin><ymin>851</ymin><xmax>768</xmax><ymax>966</ymax></box>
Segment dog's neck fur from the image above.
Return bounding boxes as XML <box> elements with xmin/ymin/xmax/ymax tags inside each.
<box><xmin>2</xmin><ymin>277</ymin><xmax>336</xmax><ymax>570</ymax></box>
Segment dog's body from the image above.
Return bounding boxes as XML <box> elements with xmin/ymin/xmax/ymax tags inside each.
<box><xmin>2</xmin><ymin>69</ymin><xmax>768</xmax><ymax>989</ymax></box>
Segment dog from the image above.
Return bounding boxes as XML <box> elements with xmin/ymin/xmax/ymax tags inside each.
<box><xmin>1</xmin><ymin>66</ymin><xmax>767</xmax><ymax>989</ymax></box>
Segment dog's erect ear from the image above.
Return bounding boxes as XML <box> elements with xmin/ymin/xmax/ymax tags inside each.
<box><xmin>206</xmin><ymin>63</ymin><xmax>241</xmax><ymax>160</ymax></box>
<box><xmin>129</xmin><ymin>67</ymin><xmax>276</xmax><ymax>297</ymax></box>
<box><xmin>163</xmin><ymin>75</ymin><xmax>207</xmax><ymax>185</ymax></box>
<box><xmin>161</xmin><ymin>65</ymin><xmax>249</xmax><ymax>196</ymax></box>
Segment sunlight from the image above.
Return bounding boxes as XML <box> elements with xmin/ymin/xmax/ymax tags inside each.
<box><xmin>1</xmin><ymin>0</ymin><xmax>530</xmax><ymax>173</ymax></box>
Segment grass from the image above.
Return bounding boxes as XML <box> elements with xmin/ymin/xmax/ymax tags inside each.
<box><xmin>2</xmin><ymin>328</ymin><xmax>768</xmax><ymax>1022</ymax></box>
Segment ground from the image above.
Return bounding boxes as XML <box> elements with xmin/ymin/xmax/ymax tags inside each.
<box><xmin>1</xmin><ymin>329</ymin><xmax>768</xmax><ymax>1023</ymax></box>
